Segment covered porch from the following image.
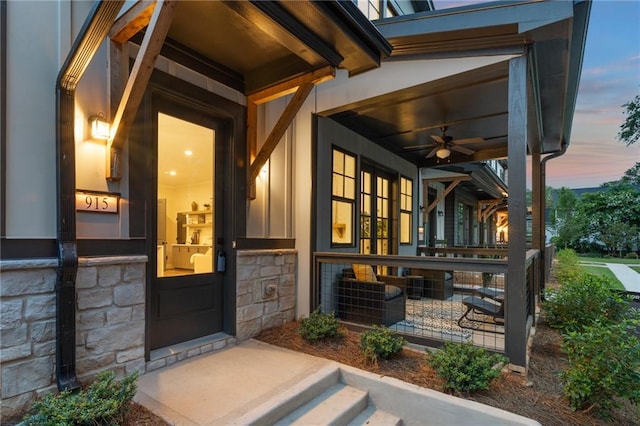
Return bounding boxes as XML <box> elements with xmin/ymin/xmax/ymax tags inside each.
<box><xmin>309</xmin><ymin>0</ymin><xmax>590</xmax><ymax>369</ymax></box>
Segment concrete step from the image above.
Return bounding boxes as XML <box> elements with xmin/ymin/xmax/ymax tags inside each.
<box><xmin>348</xmin><ymin>405</ymin><xmax>403</xmax><ymax>426</ymax></box>
<box><xmin>233</xmin><ymin>365</ymin><xmax>341</xmax><ymax>426</ymax></box>
<box><xmin>274</xmin><ymin>383</ymin><xmax>369</xmax><ymax>426</ymax></box>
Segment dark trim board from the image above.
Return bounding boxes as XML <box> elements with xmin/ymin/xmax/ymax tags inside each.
<box><xmin>0</xmin><ymin>238</ymin><xmax>146</xmax><ymax>260</ymax></box>
<box><xmin>1</xmin><ymin>239</ymin><xmax>58</xmax><ymax>260</ymax></box>
<box><xmin>77</xmin><ymin>239</ymin><xmax>146</xmax><ymax>257</ymax></box>
<box><xmin>235</xmin><ymin>238</ymin><xmax>295</xmax><ymax>250</ymax></box>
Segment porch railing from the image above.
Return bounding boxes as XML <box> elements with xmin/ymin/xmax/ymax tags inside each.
<box><xmin>312</xmin><ymin>249</ymin><xmax>542</xmax><ymax>364</ymax></box>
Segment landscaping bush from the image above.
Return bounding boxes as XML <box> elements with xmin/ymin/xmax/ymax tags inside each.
<box><xmin>22</xmin><ymin>370</ymin><xmax>138</xmax><ymax>425</ymax></box>
<box><xmin>359</xmin><ymin>325</ymin><xmax>406</xmax><ymax>363</ymax></box>
<box><xmin>426</xmin><ymin>342</ymin><xmax>507</xmax><ymax>393</ymax></box>
<box><xmin>561</xmin><ymin>320</ymin><xmax>640</xmax><ymax>417</ymax></box>
<box><xmin>554</xmin><ymin>249</ymin><xmax>583</xmax><ymax>284</ymax></box>
<box><xmin>624</xmin><ymin>252</ymin><xmax>639</xmax><ymax>259</ymax></box>
<box><xmin>544</xmin><ymin>273</ymin><xmax>632</xmax><ymax>333</ymax></box>
<box><xmin>298</xmin><ymin>307</ymin><xmax>344</xmax><ymax>342</ymax></box>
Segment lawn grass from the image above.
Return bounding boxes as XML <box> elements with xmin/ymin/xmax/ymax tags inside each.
<box><xmin>577</xmin><ymin>256</ymin><xmax>640</xmax><ymax>265</ymax></box>
<box><xmin>580</xmin><ymin>265</ymin><xmax>626</xmax><ymax>290</ymax></box>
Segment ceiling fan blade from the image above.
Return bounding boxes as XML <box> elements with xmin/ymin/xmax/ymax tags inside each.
<box><xmin>425</xmin><ymin>147</ymin><xmax>439</xmax><ymax>158</ymax></box>
<box><xmin>403</xmin><ymin>143</ymin><xmax>436</xmax><ymax>150</ymax></box>
<box><xmin>454</xmin><ymin>137</ymin><xmax>483</xmax><ymax>145</ymax></box>
<box><xmin>431</xmin><ymin>135</ymin><xmax>445</xmax><ymax>144</ymax></box>
<box><xmin>451</xmin><ymin>145</ymin><xmax>475</xmax><ymax>155</ymax></box>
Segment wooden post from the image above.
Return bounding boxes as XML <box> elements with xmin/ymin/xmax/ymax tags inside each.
<box><xmin>506</xmin><ymin>55</ymin><xmax>528</xmax><ymax>369</ymax></box>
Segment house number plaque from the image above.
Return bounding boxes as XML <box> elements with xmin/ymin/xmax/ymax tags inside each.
<box><xmin>75</xmin><ymin>190</ymin><xmax>120</xmax><ymax>214</ymax></box>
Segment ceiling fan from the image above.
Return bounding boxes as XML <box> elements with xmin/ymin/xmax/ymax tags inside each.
<box><xmin>406</xmin><ymin>126</ymin><xmax>483</xmax><ymax>159</ymax></box>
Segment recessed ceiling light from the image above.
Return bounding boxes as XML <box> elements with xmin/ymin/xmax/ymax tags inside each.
<box><xmin>184</xmin><ymin>150</ymin><xmax>193</xmax><ymax>156</ymax></box>
<box><xmin>169</xmin><ymin>170</ymin><xmax>176</xmax><ymax>176</ymax></box>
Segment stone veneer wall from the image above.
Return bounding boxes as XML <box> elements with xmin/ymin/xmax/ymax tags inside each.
<box><xmin>236</xmin><ymin>249</ymin><xmax>297</xmax><ymax>341</ymax></box>
<box><xmin>0</xmin><ymin>256</ymin><xmax>146</xmax><ymax>419</ymax></box>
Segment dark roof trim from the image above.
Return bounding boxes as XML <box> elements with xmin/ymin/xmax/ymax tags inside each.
<box><xmin>376</xmin><ymin>0</ymin><xmax>573</xmax><ymax>39</ymax></box>
<box><xmin>243</xmin><ymin>1</ymin><xmax>344</xmax><ymax>67</ymax></box>
<box><xmin>323</xmin><ymin>0</ymin><xmax>392</xmax><ymax>58</ymax></box>
<box><xmin>561</xmin><ymin>0</ymin><xmax>591</xmax><ymax>147</ymax></box>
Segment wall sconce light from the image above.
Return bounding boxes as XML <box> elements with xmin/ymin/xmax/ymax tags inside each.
<box><xmin>89</xmin><ymin>114</ymin><xmax>110</xmax><ymax>140</ymax></box>
<box><xmin>438</xmin><ymin>210</ymin><xmax>444</xmax><ymax>217</ymax></box>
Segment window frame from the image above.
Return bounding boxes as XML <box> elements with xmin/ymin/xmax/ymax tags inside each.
<box><xmin>331</xmin><ymin>147</ymin><xmax>357</xmax><ymax>247</ymax></box>
<box><xmin>399</xmin><ymin>175</ymin><xmax>413</xmax><ymax>245</ymax></box>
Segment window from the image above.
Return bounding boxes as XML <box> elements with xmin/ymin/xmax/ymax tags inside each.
<box><xmin>400</xmin><ymin>177</ymin><xmax>412</xmax><ymax>244</ymax></box>
<box><xmin>456</xmin><ymin>202</ymin><xmax>465</xmax><ymax>246</ymax></box>
<box><xmin>332</xmin><ymin>149</ymin><xmax>356</xmax><ymax>245</ymax></box>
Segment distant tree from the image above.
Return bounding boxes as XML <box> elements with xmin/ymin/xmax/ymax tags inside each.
<box><xmin>604</xmin><ymin>163</ymin><xmax>640</xmax><ymax>186</ymax></box>
<box><xmin>549</xmin><ymin>188</ymin><xmax>583</xmax><ymax>249</ymax></box>
<box><xmin>618</xmin><ymin>94</ymin><xmax>640</xmax><ymax>146</ymax></box>
<box><xmin>578</xmin><ymin>184</ymin><xmax>640</xmax><ymax>256</ymax></box>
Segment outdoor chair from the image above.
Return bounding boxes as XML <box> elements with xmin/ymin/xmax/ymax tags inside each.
<box><xmin>457</xmin><ymin>295</ymin><xmax>504</xmax><ymax>333</ymax></box>
<box><xmin>335</xmin><ymin>266</ymin><xmax>406</xmax><ymax>327</ymax></box>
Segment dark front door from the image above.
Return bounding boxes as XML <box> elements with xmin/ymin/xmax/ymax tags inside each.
<box><xmin>149</xmin><ymin>99</ymin><xmax>226</xmax><ymax>350</ymax></box>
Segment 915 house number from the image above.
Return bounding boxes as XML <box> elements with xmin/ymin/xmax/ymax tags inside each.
<box><xmin>75</xmin><ymin>191</ymin><xmax>119</xmax><ymax>214</ymax></box>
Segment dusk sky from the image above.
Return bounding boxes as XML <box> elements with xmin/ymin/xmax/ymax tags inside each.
<box><xmin>435</xmin><ymin>0</ymin><xmax>640</xmax><ymax>189</ymax></box>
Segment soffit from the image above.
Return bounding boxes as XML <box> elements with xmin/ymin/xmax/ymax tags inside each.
<box><xmin>326</xmin><ymin>0</ymin><xmax>589</xmax><ymax>170</ymax></box>
<box><xmin>158</xmin><ymin>0</ymin><xmax>391</xmax><ymax>95</ymax></box>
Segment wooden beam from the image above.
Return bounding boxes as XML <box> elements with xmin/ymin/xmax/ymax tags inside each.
<box><xmin>248</xmin><ymin>66</ymin><xmax>335</xmax><ymax>105</ymax></box>
<box><xmin>249</xmin><ymin>81</ymin><xmax>314</xmax><ymax>182</ymax></box>
<box><xmin>481</xmin><ymin>199</ymin><xmax>502</xmax><ymax>221</ymax></box>
<box><xmin>424</xmin><ymin>177</ymin><xmax>469</xmax><ymax>215</ymax></box>
<box><xmin>107</xmin><ymin>0</ymin><xmax>177</xmax><ymax>180</ymax></box>
<box><xmin>423</xmin><ymin>175</ymin><xmax>472</xmax><ymax>184</ymax></box>
<box><xmin>110</xmin><ymin>1</ymin><xmax>156</xmax><ymax>45</ymax></box>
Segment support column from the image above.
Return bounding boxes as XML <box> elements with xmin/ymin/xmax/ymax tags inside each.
<box><xmin>506</xmin><ymin>55</ymin><xmax>528</xmax><ymax>369</ymax></box>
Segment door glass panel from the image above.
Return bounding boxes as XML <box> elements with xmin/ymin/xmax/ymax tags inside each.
<box><xmin>157</xmin><ymin>113</ymin><xmax>214</xmax><ymax>277</ymax></box>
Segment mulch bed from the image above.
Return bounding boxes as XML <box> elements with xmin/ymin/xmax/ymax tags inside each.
<box><xmin>255</xmin><ymin>318</ymin><xmax>639</xmax><ymax>426</ymax></box>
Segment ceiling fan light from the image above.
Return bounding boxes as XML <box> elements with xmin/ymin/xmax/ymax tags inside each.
<box><xmin>436</xmin><ymin>147</ymin><xmax>450</xmax><ymax>159</ymax></box>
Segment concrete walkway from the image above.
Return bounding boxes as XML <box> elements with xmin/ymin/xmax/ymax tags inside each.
<box><xmin>135</xmin><ymin>339</ymin><xmax>332</xmax><ymax>425</ymax></box>
<box><xmin>135</xmin><ymin>339</ymin><xmax>539</xmax><ymax>425</ymax></box>
<box><xmin>606</xmin><ymin>263</ymin><xmax>640</xmax><ymax>292</ymax></box>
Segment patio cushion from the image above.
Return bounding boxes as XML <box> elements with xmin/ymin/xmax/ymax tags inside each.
<box><xmin>353</xmin><ymin>264</ymin><xmax>378</xmax><ymax>282</ymax></box>
<box><xmin>384</xmin><ymin>285</ymin><xmax>402</xmax><ymax>300</ymax></box>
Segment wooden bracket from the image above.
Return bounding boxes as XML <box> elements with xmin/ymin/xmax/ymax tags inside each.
<box><xmin>106</xmin><ymin>0</ymin><xmax>177</xmax><ymax>181</ymax></box>
<box><xmin>423</xmin><ymin>176</ymin><xmax>471</xmax><ymax>216</ymax></box>
<box><xmin>247</xmin><ymin>66</ymin><xmax>335</xmax><ymax>199</ymax></box>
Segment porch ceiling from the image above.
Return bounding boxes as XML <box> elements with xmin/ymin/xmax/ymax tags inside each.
<box><xmin>160</xmin><ymin>0</ymin><xmax>391</xmax><ymax>95</ymax></box>
<box><xmin>323</xmin><ymin>0</ymin><xmax>590</xmax><ymax>169</ymax></box>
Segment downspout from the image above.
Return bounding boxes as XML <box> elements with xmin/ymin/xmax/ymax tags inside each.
<box><xmin>55</xmin><ymin>0</ymin><xmax>123</xmax><ymax>391</ymax></box>
<box><xmin>539</xmin><ymin>141</ymin><xmax>568</xmax><ymax>293</ymax></box>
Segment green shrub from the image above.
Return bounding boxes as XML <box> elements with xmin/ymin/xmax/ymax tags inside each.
<box><xmin>544</xmin><ymin>273</ymin><xmax>632</xmax><ymax>333</ymax></box>
<box><xmin>624</xmin><ymin>252</ymin><xmax>639</xmax><ymax>259</ymax></box>
<box><xmin>360</xmin><ymin>325</ymin><xmax>406</xmax><ymax>362</ymax></box>
<box><xmin>298</xmin><ymin>308</ymin><xmax>344</xmax><ymax>342</ymax></box>
<box><xmin>561</xmin><ymin>320</ymin><xmax>640</xmax><ymax>417</ymax></box>
<box><xmin>22</xmin><ymin>370</ymin><xmax>138</xmax><ymax>425</ymax></box>
<box><xmin>554</xmin><ymin>249</ymin><xmax>583</xmax><ymax>284</ymax></box>
<box><xmin>426</xmin><ymin>342</ymin><xmax>507</xmax><ymax>393</ymax></box>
